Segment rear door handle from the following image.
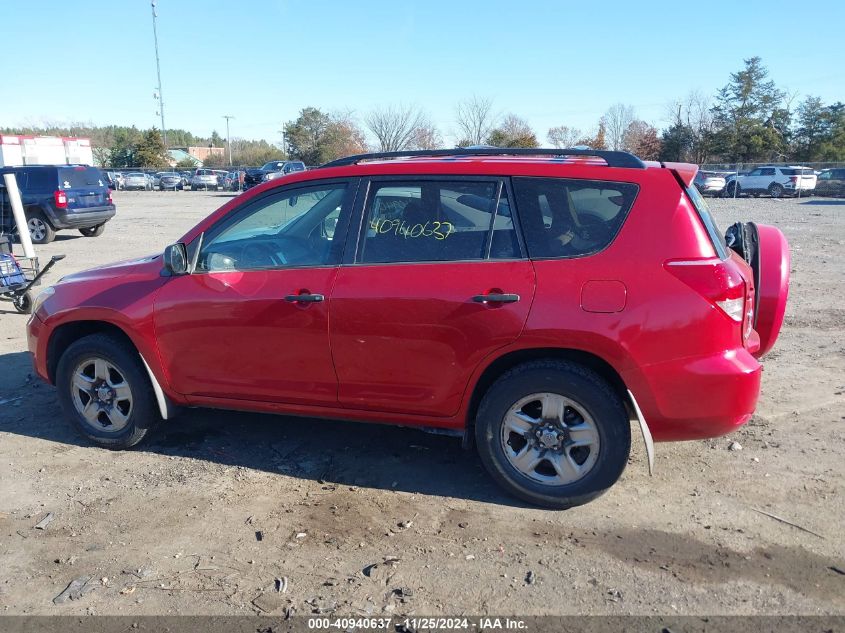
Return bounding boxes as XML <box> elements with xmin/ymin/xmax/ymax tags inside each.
<box><xmin>285</xmin><ymin>293</ymin><xmax>324</xmax><ymax>303</ymax></box>
<box><xmin>472</xmin><ymin>293</ymin><xmax>520</xmax><ymax>304</ymax></box>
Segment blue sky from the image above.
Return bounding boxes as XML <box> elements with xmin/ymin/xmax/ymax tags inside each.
<box><xmin>1</xmin><ymin>0</ymin><xmax>843</xmax><ymax>146</ymax></box>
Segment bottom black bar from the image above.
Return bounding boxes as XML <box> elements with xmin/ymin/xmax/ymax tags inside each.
<box><xmin>0</xmin><ymin>616</ymin><xmax>842</xmax><ymax>633</ymax></box>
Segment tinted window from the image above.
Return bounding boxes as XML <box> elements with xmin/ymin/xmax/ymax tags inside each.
<box><xmin>284</xmin><ymin>162</ymin><xmax>305</xmax><ymax>173</ymax></box>
<box><xmin>359</xmin><ymin>180</ymin><xmax>517</xmax><ymax>264</ymax></box>
<box><xmin>58</xmin><ymin>167</ymin><xmax>104</xmax><ymax>189</ymax></box>
<box><xmin>512</xmin><ymin>178</ymin><xmax>637</xmax><ymax>259</ymax></box>
<box><xmin>760</xmin><ymin>168</ymin><xmax>776</xmax><ymax>176</ymax></box>
<box><xmin>198</xmin><ymin>183</ymin><xmax>348</xmax><ymax>272</ymax></box>
<box><xmin>22</xmin><ymin>169</ymin><xmax>53</xmax><ymax>191</ymax></box>
<box><xmin>781</xmin><ymin>168</ymin><xmax>812</xmax><ymax>176</ymax></box>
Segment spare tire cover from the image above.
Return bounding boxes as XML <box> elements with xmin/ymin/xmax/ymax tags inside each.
<box><xmin>753</xmin><ymin>224</ymin><xmax>790</xmax><ymax>358</ymax></box>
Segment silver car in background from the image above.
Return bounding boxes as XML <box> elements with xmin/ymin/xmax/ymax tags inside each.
<box><xmin>123</xmin><ymin>172</ymin><xmax>151</xmax><ymax>191</ymax></box>
<box><xmin>693</xmin><ymin>170</ymin><xmax>726</xmax><ymax>196</ymax></box>
<box><xmin>191</xmin><ymin>169</ymin><xmax>219</xmax><ymax>191</ymax></box>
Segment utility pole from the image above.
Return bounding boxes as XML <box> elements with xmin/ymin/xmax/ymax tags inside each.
<box><xmin>223</xmin><ymin>115</ymin><xmax>234</xmax><ymax>165</ymax></box>
<box><xmin>150</xmin><ymin>0</ymin><xmax>167</xmax><ymax>147</ymax></box>
<box><xmin>278</xmin><ymin>128</ymin><xmax>287</xmax><ymax>158</ymax></box>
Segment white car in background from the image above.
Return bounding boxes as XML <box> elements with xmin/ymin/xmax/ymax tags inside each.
<box><xmin>725</xmin><ymin>165</ymin><xmax>817</xmax><ymax>198</ymax></box>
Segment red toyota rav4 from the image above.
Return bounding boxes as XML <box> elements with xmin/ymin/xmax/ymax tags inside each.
<box><xmin>26</xmin><ymin>149</ymin><xmax>790</xmax><ymax>508</ymax></box>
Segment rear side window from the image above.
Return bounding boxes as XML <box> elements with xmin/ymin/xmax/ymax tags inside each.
<box><xmin>21</xmin><ymin>169</ymin><xmax>53</xmax><ymax>191</ymax></box>
<box><xmin>58</xmin><ymin>167</ymin><xmax>104</xmax><ymax>189</ymax></box>
<box><xmin>685</xmin><ymin>184</ymin><xmax>728</xmax><ymax>259</ymax></box>
<box><xmin>512</xmin><ymin>178</ymin><xmax>637</xmax><ymax>259</ymax></box>
<box><xmin>359</xmin><ymin>180</ymin><xmax>518</xmax><ymax>264</ymax></box>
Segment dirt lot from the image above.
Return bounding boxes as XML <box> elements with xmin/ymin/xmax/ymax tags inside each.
<box><xmin>0</xmin><ymin>190</ymin><xmax>843</xmax><ymax>616</ymax></box>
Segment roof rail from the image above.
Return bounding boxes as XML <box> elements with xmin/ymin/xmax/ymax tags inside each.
<box><xmin>321</xmin><ymin>148</ymin><xmax>646</xmax><ymax>169</ymax></box>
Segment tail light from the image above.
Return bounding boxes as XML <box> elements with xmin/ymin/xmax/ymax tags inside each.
<box><xmin>789</xmin><ymin>176</ymin><xmax>798</xmax><ymax>183</ymax></box>
<box><xmin>107</xmin><ymin>190</ymin><xmax>113</xmax><ymax>205</ymax></box>
<box><xmin>665</xmin><ymin>257</ymin><xmax>748</xmax><ymax>325</ymax></box>
<box><xmin>54</xmin><ymin>190</ymin><xmax>68</xmax><ymax>208</ymax></box>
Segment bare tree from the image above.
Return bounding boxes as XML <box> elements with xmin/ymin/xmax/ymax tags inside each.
<box><xmin>409</xmin><ymin>120</ymin><xmax>443</xmax><ymax>150</ymax></box>
<box><xmin>455</xmin><ymin>96</ymin><xmax>497</xmax><ymax>146</ymax></box>
<box><xmin>365</xmin><ymin>105</ymin><xmax>427</xmax><ymax>152</ymax></box>
<box><xmin>604</xmin><ymin>103</ymin><xmax>636</xmax><ymax>150</ymax></box>
<box><xmin>547</xmin><ymin>125</ymin><xmax>584</xmax><ymax>148</ymax></box>
<box><xmin>622</xmin><ymin>120</ymin><xmax>662</xmax><ymax>159</ymax></box>
<box><xmin>666</xmin><ymin>90</ymin><xmax>715</xmax><ymax>163</ymax></box>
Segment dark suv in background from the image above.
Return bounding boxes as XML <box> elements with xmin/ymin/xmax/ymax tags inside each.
<box><xmin>0</xmin><ymin>165</ymin><xmax>115</xmax><ymax>243</ymax></box>
<box><xmin>243</xmin><ymin>160</ymin><xmax>306</xmax><ymax>190</ymax></box>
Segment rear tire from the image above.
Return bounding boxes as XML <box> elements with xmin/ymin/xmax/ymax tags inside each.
<box><xmin>56</xmin><ymin>333</ymin><xmax>161</xmax><ymax>450</ymax></box>
<box><xmin>769</xmin><ymin>183</ymin><xmax>784</xmax><ymax>198</ymax></box>
<box><xmin>79</xmin><ymin>224</ymin><xmax>105</xmax><ymax>237</ymax></box>
<box><xmin>475</xmin><ymin>360</ymin><xmax>631</xmax><ymax>509</ymax></box>
<box><xmin>27</xmin><ymin>211</ymin><xmax>56</xmax><ymax>244</ymax></box>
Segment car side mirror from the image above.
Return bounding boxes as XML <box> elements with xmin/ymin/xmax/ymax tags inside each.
<box><xmin>163</xmin><ymin>243</ymin><xmax>188</xmax><ymax>275</ymax></box>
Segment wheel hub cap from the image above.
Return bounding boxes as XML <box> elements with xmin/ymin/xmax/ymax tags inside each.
<box><xmin>538</xmin><ymin>428</ymin><xmax>561</xmax><ymax>449</ymax></box>
<box><xmin>500</xmin><ymin>392</ymin><xmax>601</xmax><ymax>486</ymax></box>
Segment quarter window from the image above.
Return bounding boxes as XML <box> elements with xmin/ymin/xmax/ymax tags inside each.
<box><xmin>198</xmin><ymin>183</ymin><xmax>348</xmax><ymax>272</ymax></box>
<box><xmin>512</xmin><ymin>178</ymin><xmax>638</xmax><ymax>259</ymax></box>
<box><xmin>358</xmin><ymin>180</ymin><xmax>518</xmax><ymax>263</ymax></box>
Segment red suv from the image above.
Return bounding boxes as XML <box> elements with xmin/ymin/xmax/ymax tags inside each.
<box><xmin>26</xmin><ymin>149</ymin><xmax>790</xmax><ymax>508</ymax></box>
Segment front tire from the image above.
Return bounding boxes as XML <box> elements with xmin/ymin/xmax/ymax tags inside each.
<box><xmin>475</xmin><ymin>361</ymin><xmax>631</xmax><ymax>509</ymax></box>
<box><xmin>56</xmin><ymin>333</ymin><xmax>160</xmax><ymax>449</ymax></box>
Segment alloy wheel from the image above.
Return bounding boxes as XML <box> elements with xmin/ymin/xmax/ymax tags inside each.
<box><xmin>27</xmin><ymin>218</ymin><xmax>47</xmax><ymax>242</ymax></box>
<box><xmin>70</xmin><ymin>357</ymin><xmax>134</xmax><ymax>433</ymax></box>
<box><xmin>500</xmin><ymin>392</ymin><xmax>601</xmax><ymax>486</ymax></box>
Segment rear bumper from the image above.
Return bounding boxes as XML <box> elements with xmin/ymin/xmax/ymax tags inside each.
<box><xmin>623</xmin><ymin>348</ymin><xmax>762</xmax><ymax>442</ymax></box>
<box><xmin>53</xmin><ymin>206</ymin><xmax>116</xmax><ymax>229</ymax></box>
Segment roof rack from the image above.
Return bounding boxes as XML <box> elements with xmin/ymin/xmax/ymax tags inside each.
<box><xmin>321</xmin><ymin>148</ymin><xmax>646</xmax><ymax>169</ymax></box>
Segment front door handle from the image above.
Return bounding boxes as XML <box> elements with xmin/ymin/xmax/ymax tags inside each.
<box><xmin>285</xmin><ymin>293</ymin><xmax>325</xmax><ymax>303</ymax></box>
<box><xmin>472</xmin><ymin>293</ymin><xmax>520</xmax><ymax>304</ymax></box>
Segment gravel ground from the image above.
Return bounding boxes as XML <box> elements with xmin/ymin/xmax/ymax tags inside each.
<box><xmin>0</xmin><ymin>190</ymin><xmax>843</xmax><ymax>616</ymax></box>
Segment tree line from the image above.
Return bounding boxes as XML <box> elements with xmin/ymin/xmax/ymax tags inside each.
<box><xmin>4</xmin><ymin>57</ymin><xmax>843</xmax><ymax>168</ymax></box>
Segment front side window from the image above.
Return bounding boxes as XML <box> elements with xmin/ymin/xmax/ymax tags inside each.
<box><xmin>198</xmin><ymin>183</ymin><xmax>348</xmax><ymax>272</ymax></box>
<box><xmin>760</xmin><ymin>168</ymin><xmax>776</xmax><ymax>176</ymax></box>
<box><xmin>513</xmin><ymin>178</ymin><xmax>637</xmax><ymax>259</ymax></box>
<box><xmin>358</xmin><ymin>180</ymin><xmax>518</xmax><ymax>264</ymax></box>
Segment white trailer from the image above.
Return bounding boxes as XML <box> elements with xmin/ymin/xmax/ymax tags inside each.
<box><xmin>0</xmin><ymin>135</ymin><xmax>94</xmax><ymax>167</ymax></box>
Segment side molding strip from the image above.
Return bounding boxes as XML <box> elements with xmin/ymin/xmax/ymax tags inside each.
<box><xmin>627</xmin><ymin>389</ymin><xmax>654</xmax><ymax>476</ymax></box>
<box><xmin>140</xmin><ymin>355</ymin><xmax>170</xmax><ymax>421</ymax></box>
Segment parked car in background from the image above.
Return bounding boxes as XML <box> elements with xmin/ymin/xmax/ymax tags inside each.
<box><xmin>0</xmin><ymin>164</ymin><xmax>115</xmax><ymax>243</ymax></box>
<box><xmin>243</xmin><ymin>160</ymin><xmax>306</xmax><ymax>190</ymax></box>
<box><xmin>814</xmin><ymin>168</ymin><xmax>845</xmax><ymax>197</ymax></box>
<box><xmin>156</xmin><ymin>172</ymin><xmax>184</xmax><ymax>191</ymax></box>
<box><xmin>190</xmin><ymin>169</ymin><xmax>219</xmax><ymax>191</ymax></box>
<box><xmin>212</xmin><ymin>170</ymin><xmax>228</xmax><ymax>189</ymax></box>
<box><xmin>224</xmin><ymin>170</ymin><xmax>245</xmax><ymax>191</ymax></box>
<box><xmin>26</xmin><ymin>148</ymin><xmax>790</xmax><ymax>509</ymax></box>
<box><xmin>725</xmin><ymin>165</ymin><xmax>817</xmax><ymax>197</ymax></box>
<box><xmin>180</xmin><ymin>172</ymin><xmax>192</xmax><ymax>188</ymax></box>
<box><xmin>693</xmin><ymin>170</ymin><xmax>726</xmax><ymax>196</ymax></box>
<box><xmin>100</xmin><ymin>170</ymin><xmax>116</xmax><ymax>190</ymax></box>
<box><xmin>110</xmin><ymin>172</ymin><xmax>125</xmax><ymax>190</ymax></box>
<box><xmin>123</xmin><ymin>172</ymin><xmax>151</xmax><ymax>191</ymax></box>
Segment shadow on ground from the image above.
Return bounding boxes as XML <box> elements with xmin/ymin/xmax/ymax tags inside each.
<box><xmin>0</xmin><ymin>351</ymin><xmax>517</xmax><ymax>507</ymax></box>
